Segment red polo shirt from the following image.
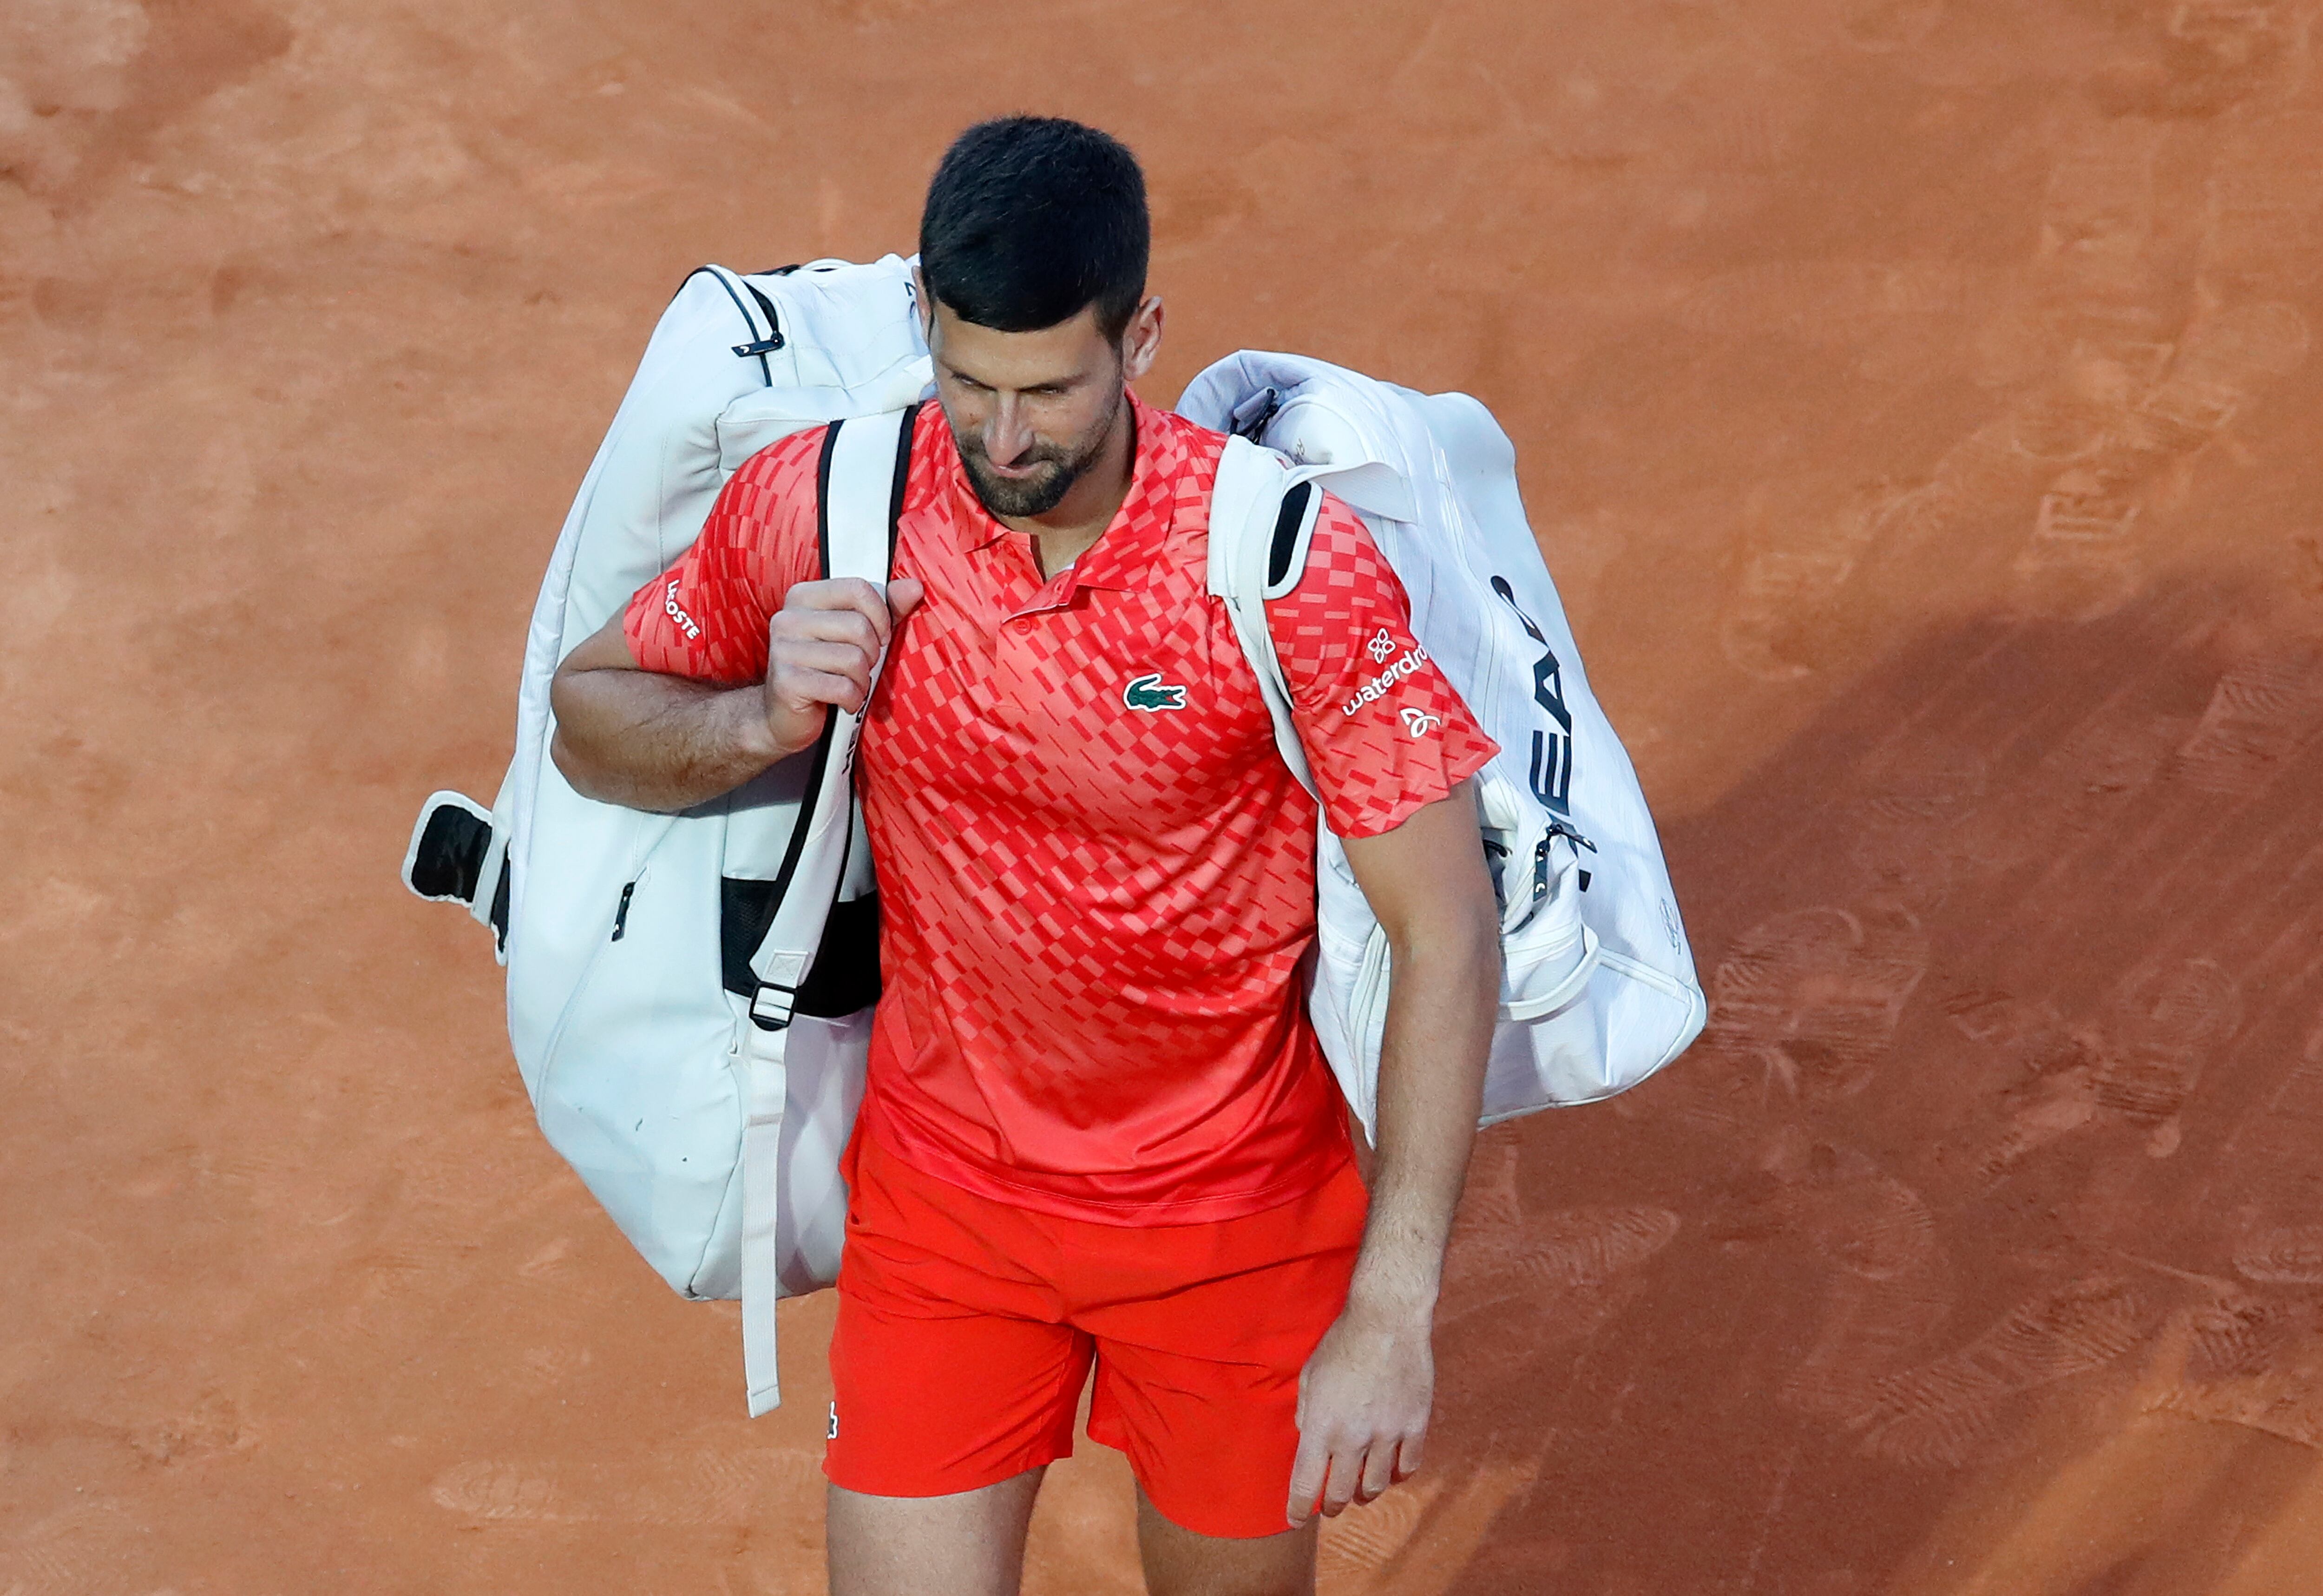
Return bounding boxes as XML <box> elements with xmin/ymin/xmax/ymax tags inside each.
<box><xmin>626</xmin><ymin>394</ymin><xmax>1494</xmax><ymax>1223</ymax></box>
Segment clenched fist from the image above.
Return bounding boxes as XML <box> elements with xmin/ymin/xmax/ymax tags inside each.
<box><xmin>763</xmin><ymin>577</ymin><xmax>926</xmax><ymax>756</ymax></box>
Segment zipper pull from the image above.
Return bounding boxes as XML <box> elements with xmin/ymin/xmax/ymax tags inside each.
<box><xmin>733</xmin><ymin>283</ymin><xmax>786</xmax><ymax>357</ymax></box>
<box><xmin>610</xmin><ymin>880</ymin><xmax>636</xmax><ymax>942</ymax></box>
<box><xmin>1523</xmin><ymin>822</ymin><xmax>1601</xmax><ymax>920</ymax></box>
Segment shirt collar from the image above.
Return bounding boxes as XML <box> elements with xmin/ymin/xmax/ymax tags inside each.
<box><xmin>942</xmin><ymin>391</ymin><xmax>1184</xmax><ymax>593</ymax></box>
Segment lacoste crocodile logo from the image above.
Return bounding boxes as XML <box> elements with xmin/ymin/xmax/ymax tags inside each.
<box><xmin>1123</xmin><ymin>673</ymin><xmax>1188</xmax><ymax>712</ymax></box>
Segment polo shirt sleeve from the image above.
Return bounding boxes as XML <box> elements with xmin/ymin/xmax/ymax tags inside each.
<box><xmin>621</xmin><ymin>427</ymin><xmax>827</xmax><ymax>686</ymax></box>
<box><xmin>1263</xmin><ymin>493</ymin><xmax>1499</xmax><ymax>839</ymax></box>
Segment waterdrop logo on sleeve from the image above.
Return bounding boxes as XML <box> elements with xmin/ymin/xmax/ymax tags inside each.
<box><xmin>1342</xmin><ymin>628</ymin><xmax>1432</xmax><ymax>718</ymax></box>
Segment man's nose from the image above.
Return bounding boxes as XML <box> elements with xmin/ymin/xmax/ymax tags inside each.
<box><xmin>983</xmin><ymin>395</ymin><xmax>1033</xmax><ymax>466</ymax></box>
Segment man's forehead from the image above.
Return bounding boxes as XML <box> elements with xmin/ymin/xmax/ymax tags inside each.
<box><xmin>930</xmin><ymin>302</ymin><xmax>1111</xmax><ymax>387</ymax></box>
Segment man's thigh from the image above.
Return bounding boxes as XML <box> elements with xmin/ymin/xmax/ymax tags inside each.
<box><xmin>827</xmin><ymin>1470</ymin><xmax>1046</xmax><ymax>1596</ymax></box>
<box><xmin>1137</xmin><ymin>1486</ymin><xmax>1318</xmax><ymax>1596</ymax></box>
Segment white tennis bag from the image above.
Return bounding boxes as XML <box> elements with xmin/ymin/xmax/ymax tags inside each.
<box><xmin>1182</xmin><ymin>352</ymin><xmax>1706</xmax><ymax>1134</ymax></box>
<box><xmin>403</xmin><ymin>256</ymin><xmax>932</xmax><ymax>1416</ymax></box>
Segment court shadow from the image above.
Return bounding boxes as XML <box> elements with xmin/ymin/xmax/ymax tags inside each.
<box><xmin>1345</xmin><ymin>585</ymin><xmax>2323</xmax><ymax>1596</ymax></box>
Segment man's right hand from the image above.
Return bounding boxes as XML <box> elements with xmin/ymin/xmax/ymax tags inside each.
<box><xmin>550</xmin><ymin>576</ymin><xmax>925</xmax><ymax>814</ymax></box>
<box><xmin>764</xmin><ymin>577</ymin><xmax>927</xmax><ymax>755</ymax></box>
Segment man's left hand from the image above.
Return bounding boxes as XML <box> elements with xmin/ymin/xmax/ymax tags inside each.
<box><xmin>1286</xmin><ymin>1294</ymin><xmax>1434</xmax><ymax>1528</ymax></box>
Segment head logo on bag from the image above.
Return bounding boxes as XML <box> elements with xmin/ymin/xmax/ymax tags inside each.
<box><xmin>1123</xmin><ymin>673</ymin><xmax>1188</xmax><ymax>712</ymax></box>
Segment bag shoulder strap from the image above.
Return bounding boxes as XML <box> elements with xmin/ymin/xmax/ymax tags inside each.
<box><xmin>742</xmin><ymin>403</ymin><xmax>916</xmax><ymax>1014</ymax></box>
<box><xmin>737</xmin><ymin>401</ymin><xmax>914</xmax><ymax>1419</ymax></box>
<box><xmin>1210</xmin><ymin>435</ymin><xmax>1326</xmax><ymax>800</ymax></box>
<box><xmin>820</xmin><ymin>401</ymin><xmax>916</xmax><ymax>585</ymax></box>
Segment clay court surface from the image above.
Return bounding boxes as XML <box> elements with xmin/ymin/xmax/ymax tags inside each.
<box><xmin>5</xmin><ymin>0</ymin><xmax>2323</xmax><ymax>1589</ymax></box>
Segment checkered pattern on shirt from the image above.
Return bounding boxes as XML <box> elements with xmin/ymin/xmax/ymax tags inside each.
<box><xmin>625</xmin><ymin>394</ymin><xmax>1495</xmax><ymax>1224</ymax></box>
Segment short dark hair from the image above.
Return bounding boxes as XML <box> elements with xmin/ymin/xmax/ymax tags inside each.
<box><xmin>919</xmin><ymin>117</ymin><xmax>1149</xmax><ymax>342</ymax></box>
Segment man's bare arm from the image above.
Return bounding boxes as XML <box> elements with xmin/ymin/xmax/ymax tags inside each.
<box><xmin>1287</xmin><ymin>780</ymin><xmax>1500</xmax><ymax>1526</ymax></box>
<box><xmin>1342</xmin><ymin>788</ymin><xmax>1500</xmax><ymax>1319</ymax></box>
<box><xmin>548</xmin><ymin>577</ymin><xmax>923</xmax><ymax>813</ymax></box>
<box><xmin>549</xmin><ymin>617</ymin><xmax>783</xmax><ymax>811</ymax></box>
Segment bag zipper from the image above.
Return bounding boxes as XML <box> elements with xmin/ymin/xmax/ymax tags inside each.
<box><xmin>533</xmin><ymin>809</ymin><xmax>673</xmax><ymax>1096</ymax></box>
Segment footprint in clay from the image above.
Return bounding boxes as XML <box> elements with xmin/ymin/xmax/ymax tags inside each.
<box><xmin>1718</xmin><ymin>1136</ymin><xmax>1955</xmax><ymax>1426</ymax></box>
<box><xmin>429</xmin><ymin>1445</ymin><xmax>820</xmax><ymax>1527</ymax></box>
<box><xmin>0</xmin><ymin>1499</ymin><xmax>179</xmax><ymax>1596</ymax></box>
<box><xmin>1946</xmin><ymin>992</ymin><xmax>2107</xmax><ymax>1182</ymax></box>
<box><xmin>1701</xmin><ymin>905</ymin><xmax>1929</xmax><ymax>1103</ymax></box>
<box><xmin>1838</xmin><ymin>1274</ymin><xmax>2152</xmax><ymax>1466</ymax></box>
<box><xmin>1437</xmin><ymin>1140</ymin><xmax>1681</xmax><ymax>1332</ymax></box>
<box><xmin>2151</xmin><ymin>1291</ymin><xmax>2323</xmax><ymax>1451</ymax></box>
<box><xmin>2233</xmin><ymin>1225</ymin><xmax>2323</xmax><ymax>1286</ymax></box>
<box><xmin>2095</xmin><ymin>957</ymin><xmax>2242</xmax><ymax>1128</ymax></box>
<box><xmin>2168</xmin><ymin>641</ymin><xmax>2323</xmax><ymax>800</ymax></box>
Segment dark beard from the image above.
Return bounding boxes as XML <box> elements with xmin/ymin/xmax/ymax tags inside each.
<box><xmin>953</xmin><ymin>387</ymin><xmax>1125</xmax><ymax>519</ymax></box>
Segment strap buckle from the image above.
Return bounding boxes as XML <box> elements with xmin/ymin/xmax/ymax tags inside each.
<box><xmin>750</xmin><ymin>981</ymin><xmax>797</xmax><ymax>1031</ymax></box>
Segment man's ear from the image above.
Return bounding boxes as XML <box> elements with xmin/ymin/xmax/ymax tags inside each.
<box><xmin>1120</xmin><ymin>294</ymin><xmax>1165</xmax><ymax>384</ymax></box>
<box><xmin>911</xmin><ymin>265</ymin><xmax>937</xmax><ymax>349</ymax></box>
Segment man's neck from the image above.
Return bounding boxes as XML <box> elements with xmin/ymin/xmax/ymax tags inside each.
<box><xmin>1005</xmin><ymin>394</ymin><xmax>1137</xmax><ymax>580</ymax></box>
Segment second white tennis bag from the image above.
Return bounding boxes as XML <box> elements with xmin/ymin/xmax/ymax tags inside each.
<box><xmin>1181</xmin><ymin>352</ymin><xmax>1707</xmax><ymax>1136</ymax></box>
<box><xmin>401</xmin><ymin>257</ymin><xmax>932</xmax><ymax>1416</ymax></box>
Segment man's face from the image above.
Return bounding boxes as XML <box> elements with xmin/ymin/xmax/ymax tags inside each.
<box><xmin>924</xmin><ymin>297</ymin><xmax>1135</xmax><ymax>520</ymax></box>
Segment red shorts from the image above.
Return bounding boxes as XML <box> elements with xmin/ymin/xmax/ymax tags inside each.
<box><xmin>823</xmin><ymin>1126</ymin><xmax>1367</xmax><ymax>1538</ymax></box>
